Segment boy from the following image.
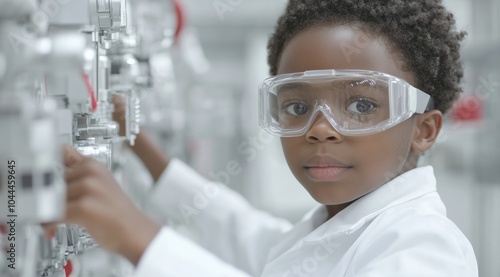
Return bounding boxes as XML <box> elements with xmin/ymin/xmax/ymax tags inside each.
<box><xmin>60</xmin><ymin>0</ymin><xmax>478</xmax><ymax>276</ymax></box>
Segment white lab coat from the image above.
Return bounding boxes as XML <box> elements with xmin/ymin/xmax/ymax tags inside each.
<box><xmin>133</xmin><ymin>159</ymin><xmax>478</xmax><ymax>276</ymax></box>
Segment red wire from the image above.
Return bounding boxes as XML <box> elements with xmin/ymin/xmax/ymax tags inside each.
<box><xmin>173</xmin><ymin>0</ymin><xmax>185</xmax><ymax>43</ymax></box>
<box><xmin>81</xmin><ymin>72</ymin><xmax>98</xmax><ymax>112</ymax></box>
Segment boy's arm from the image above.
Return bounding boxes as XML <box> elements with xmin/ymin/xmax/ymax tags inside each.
<box><xmin>112</xmin><ymin>94</ymin><xmax>169</xmax><ymax>183</ymax></box>
<box><xmin>126</xmin><ymin>129</ymin><xmax>170</xmax><ymax>183</ymax></box>
<box><xmin>144</xmin><ymin>157</ymin><xmax>293</xmax><ymax>275</ymax></box>
<box><xmin>113</xmin><ymin>95</ymin><xmax>292</xmax><ymax>274</ymax></box>
<box><xmin>133</xmin><ymin>227</ymin><xmax>252</xmax><ymax>277</ymax></box>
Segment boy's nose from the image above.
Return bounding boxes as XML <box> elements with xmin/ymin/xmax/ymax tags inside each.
<box><xmin>305</xmin><ymin>112</ymin><xmax>343</xmax><ymax>143</ymax></box>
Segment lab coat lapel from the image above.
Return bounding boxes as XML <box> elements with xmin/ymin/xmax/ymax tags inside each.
<box><xmin>305</xmin><ymin>165</ymin><xmax>437</xmax><ymax>242</ymax></box>
<box><xmin>265</xmin><ymin>205</ymin><xmax>328</xmax><ymax>262</ymax></box>
<box><xmin>265</xmin><ymin>166</ymin><xmax>437</xmax><ymax>265</ymax></box>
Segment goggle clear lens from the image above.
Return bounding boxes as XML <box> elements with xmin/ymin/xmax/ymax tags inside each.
<box><xmin>259</xmin><ymin>70</ymin><xmax>432</xmax><ymax>137</ymax></box>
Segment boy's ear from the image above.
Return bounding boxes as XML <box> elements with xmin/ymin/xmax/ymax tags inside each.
<box><xmin>411</xmin><ymin>110</ymin><xmax>443</xmax><ymax>154</ymax></box>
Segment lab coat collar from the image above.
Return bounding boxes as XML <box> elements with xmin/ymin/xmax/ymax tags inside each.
<box><xmin>303</xmin><ymin>165</ymin><xmax>437</xmax><ymax>242</ymax></box>
<box><xmin>264</xmin><ymin>166</ymin><xmax>437</xmax><ymax>264</ymax></box>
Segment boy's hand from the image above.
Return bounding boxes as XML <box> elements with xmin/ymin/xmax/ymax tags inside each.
<box><xmin>62</xmin><ymin>145</ymin><xmax>161</xmax><ymax>265</ymax></box>
<box><xmin>112</xmin><ymin>94</ymin><xmax>127</xmax><ymax>137</ymax></box>
<box><xmin>112</xmin><ymin>94</ymin><xmax>170</xmax><ymax>183</ymax></box>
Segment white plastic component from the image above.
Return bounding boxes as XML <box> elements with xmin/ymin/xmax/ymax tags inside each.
<box><xmin>0</xmin><ymin>94</ymin><xmax>66</xmax><ymax>223</ymax></box>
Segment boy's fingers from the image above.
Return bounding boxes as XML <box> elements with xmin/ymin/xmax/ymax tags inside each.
<box><xmin>63</xmin><ymin>145</ymin><xmax>85</xmax><ymax>168</ymax></box>
<box><xmin>66</xmin><ymin>176</ymin><xmax>99</xmax><ymax>201</ymax></box>
<box><xmin>65</xmin><ymin>198</ymin><xmax>97</xmax><ymax>226</ymax></box>
<box><xmin>64</xmin><ymin>159</ymin><xmax>99</xmax><ymax>183</ymax></box>
<box><xmin>112</xmin><ymin>94</ymin><xmax>127</xmax><ymax>110</ymax></box>
<box><xmin>112</xmin><ymin>94</ymin><xmax>123</xmax><ymax>104</ymax></box>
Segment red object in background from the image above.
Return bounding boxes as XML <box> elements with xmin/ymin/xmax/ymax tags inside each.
<box><xmin>1</xmin><ymin>224</ymin><xmax>8</xmax><ymax>252</ymax></box>
<box><xmin>64</xmin><ymin>260</ymin><xmax>74</xmax><ymax>277</ymax></box>
<box><xmin>173</xmin><ymin>0</ymin><xmax>185</xmax><ymax>43</ymax></box>
<box><xmin>451</xmin><ymin>95</ymin><xmax>483</xmax><ymax>122</ymax></box>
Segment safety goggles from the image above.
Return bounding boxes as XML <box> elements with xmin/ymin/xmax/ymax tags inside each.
<box><xmin>259</xmin><ymin>70</ymin><xmax>434</xmax><ymax>137</ymax></box>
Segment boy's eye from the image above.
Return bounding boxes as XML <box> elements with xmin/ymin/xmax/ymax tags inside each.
<box><xmin>285</xmin><ymin>102</ymin><xmax>309</xmax><ymax>116</ymax></box>
<box><xmin>346</xmin><ymin>99</ymin><xmax>377</xmax><ymax>114</ymax></box>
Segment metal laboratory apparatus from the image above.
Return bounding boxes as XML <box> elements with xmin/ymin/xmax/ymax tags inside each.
<box><xmin>0</xmin><ymin>0</ymin><xmax>88</xmax><ymax>276</ymax></box>
<box><xmin>0</xmin><ymin>0</ymin><xmax>182</xmax><ymax>276</ymax></box>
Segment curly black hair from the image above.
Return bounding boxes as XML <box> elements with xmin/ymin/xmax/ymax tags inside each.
<box><xmin>267</xmin><ymin>0</ymin><xmax>466</xmax><ymax>113</ymax></box>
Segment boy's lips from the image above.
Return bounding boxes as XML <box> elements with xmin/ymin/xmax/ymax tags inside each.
<box><xmin>303</xmin><ymin>155</ymin><xmax>352</xmax><ymax>181</ymax></box>
<box><xmin>303</xmin><ymin>155</ymin><xmax>351</xmax><ymax>168</ymax></box>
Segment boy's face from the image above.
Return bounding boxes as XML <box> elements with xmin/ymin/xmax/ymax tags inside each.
<box><xmin>277</xmin><ymin>25</ymin><xmax>420</xmax><ymax>211</ymax></box>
